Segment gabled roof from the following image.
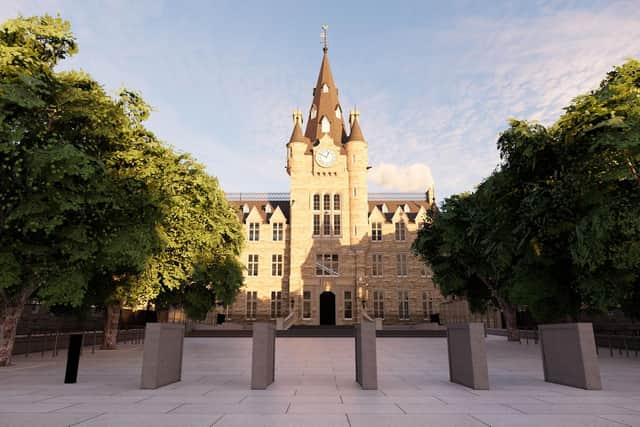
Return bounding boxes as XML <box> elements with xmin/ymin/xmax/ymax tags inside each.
<box><xmin>230</xmin><ymin>200</ymin><xmax>290</xmax><ymax>224</ymax></box>
<box><xmin>368</xmin><ymin>200</ymin><xmax>431</xmax><ymax>223</ymax></box>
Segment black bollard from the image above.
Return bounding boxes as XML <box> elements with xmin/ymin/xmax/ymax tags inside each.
<box><xmin>64</xmin><ymin>334</ymin><xmax>83</xmax><ymax>384</ymax></box>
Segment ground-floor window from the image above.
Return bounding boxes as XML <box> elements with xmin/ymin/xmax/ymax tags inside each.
<box><xmin>398</xmin><ymin>290</ymin><xmax>410</xmax><ymax>320</ymax></box>
<box><xmin>344</xmin><ymin>290</ymin><xmax>353</xmax><ymax>320</ymax></box>
<box><xmin>373</xmin><ymin>290</ymin><xmax>384</xmax><ymax>318</ymax></box>
<box><xmin>422</xmin><ymin>291</ymin><xmax>434</xmax><ymax>319</ymax></box>
<box><xmin>303</xmin><ymin>290</ymin><xmax>312</xmax><ymax>319</ymax></box>
<box><xmin>246</xmin><ymin>291</ymin><xmax>257</xmax><ymax>320</ymax></box>
<box><xmin>270</xmin><ymin>291</ymin><xmax>282</xmax><ymax>319</ymax></box>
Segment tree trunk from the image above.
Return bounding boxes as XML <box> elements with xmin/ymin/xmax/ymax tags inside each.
<box><xmin>0</xmin><ymin>302</ymin><xmax>25</xmax><ymax>367</ymax></box>
<box><xmin>502</xmin><ymin>304</ymin><xmax>521</xmax><ymax>342</ymax></box>
<box><xmin>102</xmin><ymin>303</ymin><xmax>121</xmax><ymax>350</ymax></box>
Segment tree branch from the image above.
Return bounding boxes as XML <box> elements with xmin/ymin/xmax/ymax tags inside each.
<box><xmin>625</xmin><ymin>153</ymin><xmax>640</xmax><ymax>187</ymax></box>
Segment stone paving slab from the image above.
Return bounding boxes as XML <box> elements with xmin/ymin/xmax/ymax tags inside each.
<box><xmin>1</xmin><ymin>337</ymin><xmax>640</xmax><ymax>426</ymax></box>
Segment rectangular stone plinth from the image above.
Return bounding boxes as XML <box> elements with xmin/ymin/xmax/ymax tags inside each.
<box><xmin>447</xmin><ymin>323</ymin><xmax>489</xmax><ymax>390</ymax></box>
<box><xmin>140</xmin><ymin>323</ymin><xmax>184</xmax><ymax>389</ymax></box>
<box><xmin>539</xmin><ymin>323</ymin><xmax>602</xmax><ymax>390</ymax></box>
<box><xmin>355</xmin><ymin>320</ymin><xmax>378</xmax><ymax>390</ymax></box>
<box><xmin>251</xmin><ymin>322</ymin><xmax>275</xmax><ymax>390</ymax></box>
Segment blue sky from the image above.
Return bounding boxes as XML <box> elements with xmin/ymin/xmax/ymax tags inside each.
<box><xmin>2</xmin><ymin>1</ymin><xmax>639</xmax><ymax>201</ymax></box>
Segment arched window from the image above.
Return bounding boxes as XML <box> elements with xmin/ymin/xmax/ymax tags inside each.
<box><xmin>323</xmin><ymin>194</ymin><xmax>331</xmax><ymax>210</ymax></box>
<box><xmin>333</xmin><ymin>194</ymin><xmax>340</xmax><ymax>210</ymax></box>
<box><xmin>320</xmin><ymin>116</ymin><xmax>331</xmax><ymax>133</ymax></box>
<box><xmin>322</xmin><ymin>83</ymin><xmax>329</xmax><ymax>93</ymax></box>
<box><xmin>313</xmin><ymin>194</ymin><xmax>320</xmax><ymax>210</ymax></box>
<box><xmin>310</xmin><ymin>105</ymin><xmax>317</xmax><ymax>120</ymax></box>
<box><xmin>335</xmin><ymin>105</ymin><xmax>342</xmax><ymax>119</ymax></box>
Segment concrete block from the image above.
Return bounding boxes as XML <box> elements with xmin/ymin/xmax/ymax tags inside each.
<box><xmin>140</xmin><ymin>323</ymin><xmax>184</xmax><ymax>389</ymax></box>
<box><xmin>447</xmin><ymin>323</ymin><xmax>489</xmax><ymax>390</ymax></box>
<box><xmin>355</xmin><ymin>320</ymin><xmax>378</xmax><ymax>390</ymax></box>
<box><xmin>251</xmin><ymin>322</ymin><xmax>275</xmax><ymax>390</ymax></box>
<box><xmin>539</xmin><ymin>322</ymin><xmax>602</xmax><ymax>390</ymax></box>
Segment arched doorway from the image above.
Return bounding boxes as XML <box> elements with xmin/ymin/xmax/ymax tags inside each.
<box><xmin>319</xmin><ymin>291</ymin><xmax>336</xmax><ymax>325</ymax></box>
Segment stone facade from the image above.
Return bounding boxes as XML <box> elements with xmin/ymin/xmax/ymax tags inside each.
<box><xmin>224</xmin><ymin>44</ymin><xmax>456</xmax><ymax>326</ymax></box>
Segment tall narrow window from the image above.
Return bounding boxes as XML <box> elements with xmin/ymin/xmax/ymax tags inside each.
<box><xmin>313</xmin><ymin>214</ymin><xmax>321</xmax><ymax>236</ymax></box>
<box><xmin>270</xmin><ymin>291</ymin><xmax>282</xmax><ymax>319</ymax></box>
<box><xmin>398</xmin><ymin>290</ymin><xmax>410</xmax><ymax>320</ymax></box>
<box><xmin>320</xmin><ymin>116</ymin><xmax>330</xmax><ymax>133</ymax></box>
<box><xmin>372</xmin><ymin>254</ymin><xmax>383</xmax><ymax>277</ymax></box>
<box><xmin>333</xmin><ymin>194</ymin><xmax>340</xmax><ymax>210</ymax></box>
<box><xmin>422</xmin><ymin>291</ymin><xmax>434</xmax><ymax>319</ymax></box>
<box><xmin>313</xmin><ymin>194</ymin><xmax>320</xmax><ymax>210</ymax></box>
<box><xmin>373</xmin><ymin>290</ymin><xmax>384</xmax><ymax>318</ymax></box>
<box><xmin>323</xmin><ymin>194</ymin><xmax>331</xmax><ymax>210</ymax></box>
<box><xmin>249</xmin><ymin>222</ymin><xmax>260</xmax><ymax>241</ymax></box>
<box><xmin>344</xmin><ymin>291</ymin><xmax>353</xmax><ymax>320</ymax></box>
<box><xmin>396</xmin><ymin>253</ymin><xmax>408</xmax><ymax>276</ymax></box>
<box><xmin>271</xmin><ymin>254</ymin><xmax>283</xmax><ymax>276</ymax></box>
<box><xmin>323</xmin><ymin>214</ymin><xmax>331</xmax><ymax>235</ymax></box>
<box><xmin>303</xmin><ymin>291</ymin><xmax>312</xmax><ymax>319</ymax></box>
<box><xmin>272</xmin><ymin>222</ymin><xmax>283</xmax><ymax>241</ymax></box>
<box><xmin>247</xmin><ymin>254</ymin><xmax>259</xmax><ymax>276</ymax></box>
<box><xmin>353</xmin><ymin>187</ymin><xmax>357</xmax><ymax>198</ymax></box>
<box><xmin>395</xmin><ymin>221</ymin><xmax>406</xmax><ymax>241</ymax></box>
<box><xmin>371</xmin><ymin>223</ymin><xmax>382</xmax><ymax>241</ymax></box>
<box><xmin>246</xmin><ymin>291</ymin><xmax>257</xmax><ymax>320</ymax></box>
<box><xmin>333</xmin><ymin>214</ymin><xmax>341</xmax><ymax>235</ymax></box>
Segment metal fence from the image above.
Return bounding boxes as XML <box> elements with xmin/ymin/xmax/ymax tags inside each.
<box><xmin>487</xmin><ymin>327</ymin><xmax>640</xmax><ymax>358</ymax></box>
<box><xmin>13</xmin><ymin>327</ymin><xmax>146</xmax><ymax>358</ymax></box>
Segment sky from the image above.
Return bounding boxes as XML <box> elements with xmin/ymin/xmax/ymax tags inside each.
<box><xmin>2</xmin><ymin>0</ymin><xmax>640</xmax><ymax>201</ymax></box>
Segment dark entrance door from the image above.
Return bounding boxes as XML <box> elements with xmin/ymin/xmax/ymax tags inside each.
<box><xmin>319</xmin><ymin>291</ymin><xmax>336</xmax><ymax>325</ymax></box>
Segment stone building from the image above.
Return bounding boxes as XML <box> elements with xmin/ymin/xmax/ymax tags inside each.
<box><xmin>225</xmin><ymin>40</ymin><xmax>454</xmax><ymax>326</ymax></box>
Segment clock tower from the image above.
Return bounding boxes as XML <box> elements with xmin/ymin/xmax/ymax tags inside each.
<box><xmin>285</xmin><ymin>33</ymin><xmax>370</xmax><ymax>323</ymax></box>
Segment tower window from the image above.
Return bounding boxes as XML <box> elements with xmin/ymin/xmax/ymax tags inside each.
<box><xmin>323</xmin><ymin>214</ymin><xmax>331</xmax><ymax>235</ymax></box>
<box><xmin>313</xmin><ymin>214</ymin><xmax>321</xmax><ymax>236</ymax></box>
<box><xmin>323</xmin><ymin>194</ymin><xmax>331</xmax><ymax>210</ymax></box>
<box><xmin>322</xmin><ymin>83</ymin><xmax>329</xmax><ymax>93</ymax></box>
<box><xmin>333</xmin><ymin>214</ymin><xmax>341</xmax><ymax>235</ymax></box>
<box><xmin>320</xmin><ymin>116</ymin><xmax>330</xmax><ymax>133</ymax></box>
<box><xmin>333</xmin><ymin>194</ymin><xmax>340</xmax><ymax>210</ymax></box>
<box><xmin>313</xmin><ymin>194</ymin><xmax>320</xmax><ymax>210</ymax></box>
<box><xmin>335</xmin><ymin>105</ymin><xmax>342</xmax><ymax>119</ymax></box>
<box><xmin>310</xmin><ymin>105</ymin><xmax>317</xmax><ymax>120</ymax></box>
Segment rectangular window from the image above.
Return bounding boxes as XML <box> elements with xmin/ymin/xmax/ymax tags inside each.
<box><xmin>333</xmin><ymin>194</ymin><xmax>340</xmax><ymax>210</ymax></box>
<box><xmin>399</xmin><ymin>290</ymin><xmax>410</xmax><ymax>320</ymax></box>
<box><xmin>371</xmin><ymin>222</ymin><xmax>382</xmax><ymax>241</ymax></box>
<box><xmin>373</xmin><ymin>290</ymin><xmax>384</xmax><ymax>319</ymax></box>
<box><xmin>313</xmin><ymin>214</ymin><xmax>321</xmax><ymax>236</ymax></box>
<box><xmin>249</xmin><ymin>222</ymin><xmax>260</xmax><ymax>241</ymax></box>
<box><xmin>246</xmin><ymin>291</ymin><xmax>257</xmax><ymax>320</ymax></box>
<box><xmin>272</xmin><ymin>223</ymin><xmax>283</xmax><ymax>241</ymax></box>
<box><xmin>344</xmin><ymin>291</ymin><xmax>353</xmax><ymax>320</ymax></box>
<box><xmin>395</xmin><ymin>222</ymin><xmax>406</xmax><ymax>241</ymax></box>
<box><xmin>323</xmin><ymin>214</ymin><xmax>331</xmax><ymax>235</ymax></box>
<box><xmin>303</xmin><ymin>291</ymin><xmax>311</xmax><ymax>319</ymax></box>
<box><xmin>396</xmin><ymin>253</ymin><xmax>408</xmax><ymax>276</ymax></box>
<box><xmin>313</xmin><ymin>194</ymin><xmax>320</xmax><ymax>210</ymax></box>
<box><xmin>422</xmin><ymin>291</ymin><xmax>434</xmax><ymax>319</ymax></box>
<box><xmin>271</xmin><ymin>254</ymin><xmax>283</xmax><ymax>276</ymax></box>
<box><xmin>247</xmin><ymin>254</ymin><xmax>259</xmax><ymax>276</ymax></box>
<box><xmin>323</xmin><ymin>194</ymin><xmax>331</xmax><ymax>210</ymax></box>
<box><xmin>372</xmin><ymin>254</ymin><xmax>383</xmax><ymax>277</ymax></box>
<box><xmin>316</xmin><ymin>253</ymin><xmax>339</xmax><ymax>276</ymax></box>
<box><xmin>333</xmin><ymin>214</ymin><xmax>341</xmax><ymax>235</ymax></box>
<box><xmin>270</xmin><ymin>291</ymin><xmax>282</xmax><ymax>319</ymax></box>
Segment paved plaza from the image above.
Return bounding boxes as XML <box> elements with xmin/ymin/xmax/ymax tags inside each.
<box><xmin>1</xmin><ymin>335</ymin><xmax>639</xmax><ymax>427</ymax></box>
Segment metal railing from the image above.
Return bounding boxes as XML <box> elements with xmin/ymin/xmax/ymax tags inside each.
<box><xmin>13</xmin><ymin>327</ymin><xmax>146</xmax><ymax>358</ymax></box>
<box><xmin>225</xmin><ymin>192</ymin><xmax>430</xmax><ymax>202</ymax></box>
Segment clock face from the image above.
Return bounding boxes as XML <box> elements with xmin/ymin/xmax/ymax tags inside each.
<box><xmin>315</xmin><ymin>149</ymin><xmax>337</xmax><ymax>168</ymax></box>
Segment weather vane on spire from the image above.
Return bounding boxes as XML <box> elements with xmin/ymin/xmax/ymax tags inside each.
<box><xmin>321</xmin><ymin>24</ymin><xmax>329</xmax><ymax>52</ymax></box>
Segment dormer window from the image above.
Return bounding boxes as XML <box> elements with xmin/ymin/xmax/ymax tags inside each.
<box><xmin>335</xmin><ymin>105</ymin><xmax>342</xmax><ymax>119</ymax></box>
<box><xmin>320</xmin><ymin>116</ymin><xmax>331</xmax><ymax>133</ymax></box>
<box><xmin>381</xmin><ymin>203</ymin><xmax>388</xmax><ymax>214</ymax></box>
<box><xmin>242</xmin><ymin>204</ymin><xmax>250</xmax><ymax>214</ymax></box>
<box><xmin>322</xmin><ymin>83</ymin><xmax>329</xmax><ymax>93</ymax></box>
<box><xmin>403</xmin><ymin>204</ymin><xmax>411</xmax><ymax>213</ymax></box>
<box><xmin>265</xmin><ymin>204</ymin><xmax>272</xmax><ymax>214</ymax></box>
<box><xmin>310</xmin><ymin>105</ymin><xmax>317</xmax><ymax>120</ymax></box>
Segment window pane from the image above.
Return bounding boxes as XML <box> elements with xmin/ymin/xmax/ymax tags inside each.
<box><xmin>313</xmin><ymin>194</ymin><xmax>320</xmax><ymax>210</ymax></box>
<box><xmin>333</xmin><ymin>215</ymin><xmax>341</xmax><ymax>235</ymax></box>
<box><xmin>333</xmin><ymin>194</ymin><xmax>340</xmax><ymax>210</ymax></box>
<box><xmin>323</xmin><ymin>214</ymin><xmax>331</xmax><ymax>235</ymax></box>
<box><xmin>323</xmin><ymin>194</ymin><xmax>330</xmax><ymax>210</ymax></box>
<box><xmin>313</xmin><ymin>215</ymin><xmax>320</xmax><ymax>236</ymax></box>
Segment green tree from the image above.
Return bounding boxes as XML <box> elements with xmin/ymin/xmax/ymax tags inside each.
<box><xmin>0</xmin><ymin>16</ymin><xmax>161</xmax><ymax>365</ymax></box>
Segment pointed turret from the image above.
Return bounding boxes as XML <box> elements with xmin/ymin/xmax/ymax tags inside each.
<box><xmin>289</xmin><ymin>110</ymin><xmax>306</xmax><ymax>143</ymax></box>
<box><xmin>348</xmin><ymin>109</ymin><xmax>365</xmax><ymax>142</ymax></box>
<box><xmin>304</xmin><ymin>48</ymin><xmax>346</xmax><ymax>145</ymax></box>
